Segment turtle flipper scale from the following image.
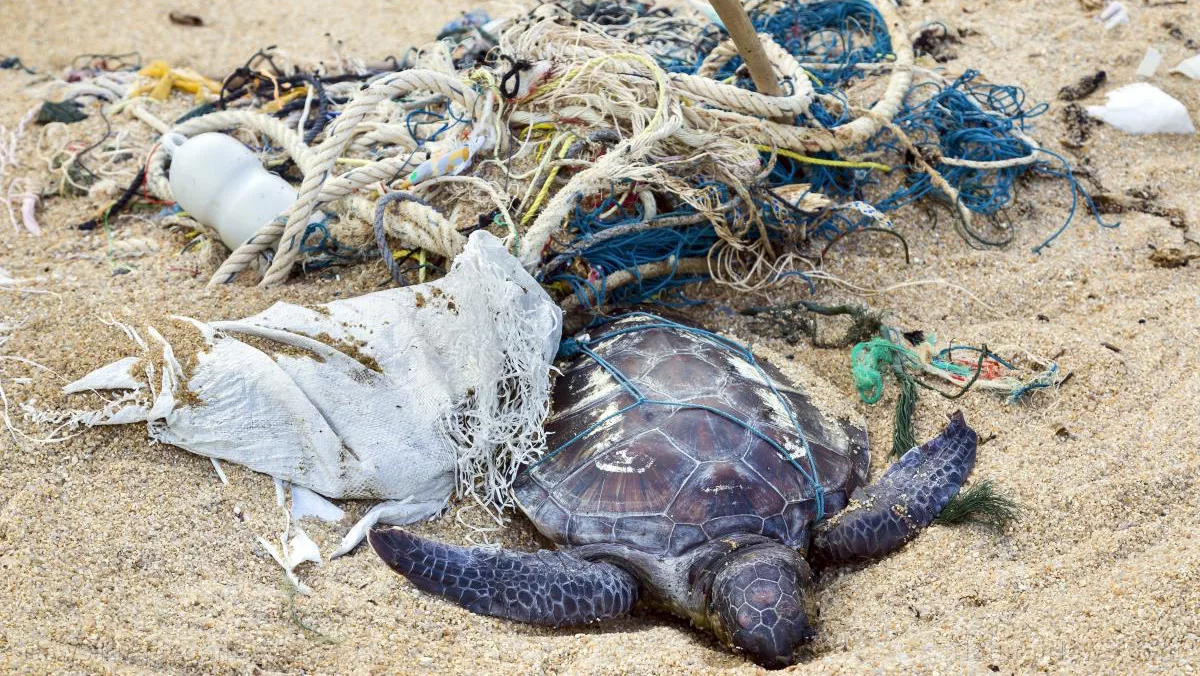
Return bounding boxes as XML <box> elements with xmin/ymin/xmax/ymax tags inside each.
<box><xmin>369</xmin><ymin>527</ymin><xmax>638</xmax><ymax>627</ymax></box>
<box><xmin>810</xmin><ymin>411</ymin><xmax>977</xmax><ymax>567</ymax></box>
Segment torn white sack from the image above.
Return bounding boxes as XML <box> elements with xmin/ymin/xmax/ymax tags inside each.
<box><xmin>61</xmin><ymin>230</ymin><xmax>562</xmax><ymax>556</ymax></box>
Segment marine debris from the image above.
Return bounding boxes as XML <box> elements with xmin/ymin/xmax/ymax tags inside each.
<box><xmin>1</xmin><ymin>0</ymin><xmax>1116</xmax><ymax>311</ymax></box>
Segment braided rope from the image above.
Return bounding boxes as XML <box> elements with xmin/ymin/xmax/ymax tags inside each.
<box><xmin>409</xmin><ymin>174</ymin><xmax>519</xmax><ymax>247</ymax></box>
<box><xmin>696</xmin><ymin>40</ymin><xmax>743</xmax><ymax>78</ymax></box>
<box><xmin>205</xmin><ymin>69</ymin><xmax>475</xmax><ymax>286</ymax></box>
<box><xmin>938</xmin><ymin>154</ymin><xmax>1037</xmax><ymax>170</ymax></box>
<box><xmin>258</xmin><ymin>71</ymin><xmax>475</xmax><ymax>286</ymax></box>
<box><xmin>672</xmin><ymin>34</ymin><xmax>815</xmax><ymax>118</ymax></box>
<box><xmin>684</xmin><ymin>0</ymin><xmax>912</xmax><ymax>154</ymax></box>
<box><xmin>339</xmin><ymin>194</ymin><xmax>466</xmax><ymax>259</ymax></box>
<box><xmin>143</xmin><ymin>0</ymin><xmax>913</xmax><ymax>288</ymax></box>
<box><xmin>937</xmin><ymin>132</ymin><xmax>1041</xmax><ymax>169</ymax></box>
<box><xmin>351</xmin><ymin>124</ymin><xmax>421</xmax><ymax>151</ymax></box>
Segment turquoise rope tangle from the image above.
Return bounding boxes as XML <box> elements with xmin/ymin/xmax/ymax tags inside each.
<box><xmin>849</xmin><ymin>333</ymin><xmax>1062</xmax><ymax>405</ymax></box>
<box><xmin>849</xmin><ymin>338</ymin><xmax>922</xmax><ymax>404</ymax></box>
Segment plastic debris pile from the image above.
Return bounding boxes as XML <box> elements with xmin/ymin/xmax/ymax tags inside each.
<box><xmin>4</xmin><ymin>0</ymin><xmax>1117</xmax><ymax>312</ymax></box>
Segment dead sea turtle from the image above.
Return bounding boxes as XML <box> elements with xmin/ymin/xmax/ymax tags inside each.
<box><xmin>370</xmin><ymin>313</ymin><xmax>977</xmax><ymax>668</ymax></box>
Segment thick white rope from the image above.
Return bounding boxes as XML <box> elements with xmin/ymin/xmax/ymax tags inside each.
<box><xmin>141</xmin><ymin>0</ymin><xmax>916</xmax><ymax>287</ymax></box>
<box><xmin>338</xmin><ymin>195</ymin><xmax>466</xmax><ymax>259</ymax></box>
<box><xmin>201</xmin><ymin>69</ymin><xmax>475</xmax><ymax>285</ymax></box>
<box><xmin>673</xmin><ymin>34</ymin><xmax>815</xmax><ymax>118</ymax></box>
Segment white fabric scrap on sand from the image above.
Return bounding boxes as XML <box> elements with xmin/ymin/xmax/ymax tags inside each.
<box><xmin>62</xmin><ymin>356</ymin><xmax>143</xmax><ymax>394</ymax></box>
<box><xmin>60</xmin><ymin>231</ymin><xmax>562</xmax><ymax>579</ymax></box>
<box><xmin>256</xmin><ymin>512</ymin><xmax>324</xmax><ymax>595</ymax></box>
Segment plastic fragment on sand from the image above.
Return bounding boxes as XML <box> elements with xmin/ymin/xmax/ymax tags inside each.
<box><xmin>1098</xmin><ymin>1</ymin><xmax>1129</xmax><ymax>30</ymax></box>
<box><xmin>62</xmin><ymin>356</ymin><xmax>143</xmax><ymax>393</ymax></box>
<box><xmin>1136</xmin><ymin>47</ymin><xmax>1163</xmax><ymax>79</ymax></box>
<box><xmin>1170</xmin><ymin>55</ymin><xmax>1200</xmax><ymax>80</ymax></box>
<box><xmin>286</xmin><ymin>527</ymin><xmax>322</xmax><ymax>570</ymax></box>
<box><xmin>291</xmin><ymin>485</ymin><xmax>345</xmax><ymax>522</ymax></box>
<box><xmin>256</xmin><ymin>526</ymin><xmax>321</xmax><ymax>595</ymax></box>
<box><xmin>1086</xmin><ymin>83</ymin><xmax>1196</xmax><ymax>134</ymax></box>
<box><xmin>211</xmin><ymin>458</ymin><xmax>228</xmax><ymax>485</ymax></box>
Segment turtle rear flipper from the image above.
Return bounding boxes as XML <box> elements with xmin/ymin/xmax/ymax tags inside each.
<box><xmin>369</xmin><ymin>528</ymin><xmax>638</xmax><ymax>627</ymax></box>
<box><xmin>810</xmin><ymin>411</ymin><xmax>977</xmax><ymax>567</ymax></box>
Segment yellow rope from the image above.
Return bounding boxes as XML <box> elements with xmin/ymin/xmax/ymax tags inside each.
<box><xmin>522</xmin><ymin>133</ymin><xmax>575</xmax><ymax>226</ymax></box>
<box><xmin>753</xmin><ymin>144</ymin><xmax>892</xmax><ymax>173</ymax></box>
<box><xmin>262</xmin><ymin>86</ymin><xmax>310</xmax><ymax>113</ymax></box>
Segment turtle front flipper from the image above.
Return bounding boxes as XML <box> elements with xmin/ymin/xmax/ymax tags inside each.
<box><xmin>810</xmin><ymin>411</ymin><xmax>978</xmax><ymax>567</ymax></box>
<box><xmin>369</xmin><ymin>528</ymin><xmax>638</xmax><ymax>627</ymax></box>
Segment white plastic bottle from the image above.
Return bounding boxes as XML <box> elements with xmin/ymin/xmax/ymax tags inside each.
<box><xmin>161</xmin><ymin>132</ymin><xmax>298</xmax><ymax>251</ymax></box>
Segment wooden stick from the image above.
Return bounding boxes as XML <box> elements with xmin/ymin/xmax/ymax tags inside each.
<box><xmin>707</xmin><ymin>0</ymin><xmax>782</xmax><ymax>97</ymax></box>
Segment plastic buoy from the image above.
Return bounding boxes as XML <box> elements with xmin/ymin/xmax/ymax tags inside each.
<box><xmin>162</xmin><ymin>132</ymin><xmax>297</xmax><ymax>250</ymax></box>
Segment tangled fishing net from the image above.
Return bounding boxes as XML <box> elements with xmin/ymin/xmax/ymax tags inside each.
<box><xmin>3</xmin><ymin>0</ymin><xmax>1111</xmax><ymax>312</ymax></box>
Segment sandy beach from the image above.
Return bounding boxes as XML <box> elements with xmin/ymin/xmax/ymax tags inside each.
<box><xmin>1</xmin><ymin>0</ymin><xmax>1198</xmax><ymax>673</ymax></box>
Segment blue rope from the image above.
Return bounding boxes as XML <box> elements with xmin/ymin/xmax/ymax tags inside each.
<box><xmin>530</xmin><ymin>1</ymin><xmax>1115</xmax><ymax>305</ymax></box>
<box><xmin>405</xmin><ymin>108</ymin><xmax>460</xmax><ymax>144</ymax></box>
<box><xmin>1027</xmin><ymin>148</ymin><xmax>1119</xmax><ymax>254</ymax></box>
<box><xmin>746</xmin><ymin>0</ymin><xmax>891</xmax><ymax>88</ymax></box>
<box><xmin>933</xmin><ymin>345</ymin><xmax>1016</xmax><ymax>370</ymax></box>
<box><xmin>537</xmin><ymin>313</ymin><xmax>828</xmax><ymax>521</ymax></box>
<box><xmin>1008</xmin><ymin>363</ymin><xmax>1059</xmax><ymax>402</ymax></box>
<box><xmin>298</xmin><ymin>216</ymin><xmax>371</xmax><ymax>271</ymax></box>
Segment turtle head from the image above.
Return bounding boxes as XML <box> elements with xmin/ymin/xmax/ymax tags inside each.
<box><xmin>706</xmin><ymin>543</ymin><xmax>815</xmax><ymax>669</ymax></box>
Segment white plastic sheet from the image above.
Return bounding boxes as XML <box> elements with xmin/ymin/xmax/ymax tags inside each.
<box><xmin>63</xmin><ymin>231</ymin><xmax>561</xmax><ymax>559</ymax></box>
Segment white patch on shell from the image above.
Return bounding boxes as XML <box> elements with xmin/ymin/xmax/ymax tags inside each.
<box><xmin>702</xmin><ymin>483</ymin><xmax>747</xmax><ymax>494</ymax></box>
<box><xmin>556</xmin><ymin>366</ymin><xmax>621</xmax><ymax>420</ymax></box>
<box><xmin>570</xmin><ymin>399</ymin><xmax>625</xmax><ymax>445</ymax></box>
<box><xmin>726</xmin><ymin>350</ymin><xmax>848</xmax><ymax>457</ymax></box>
<box><xmin>594</xmin><ymin>448</ymin><xmax>655</xmax><ymax>474</ymax></box>
<box><xmin>782</xmin><ymin>438</ymin><xmax>809</xmax><ymax>460</ymax></box>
